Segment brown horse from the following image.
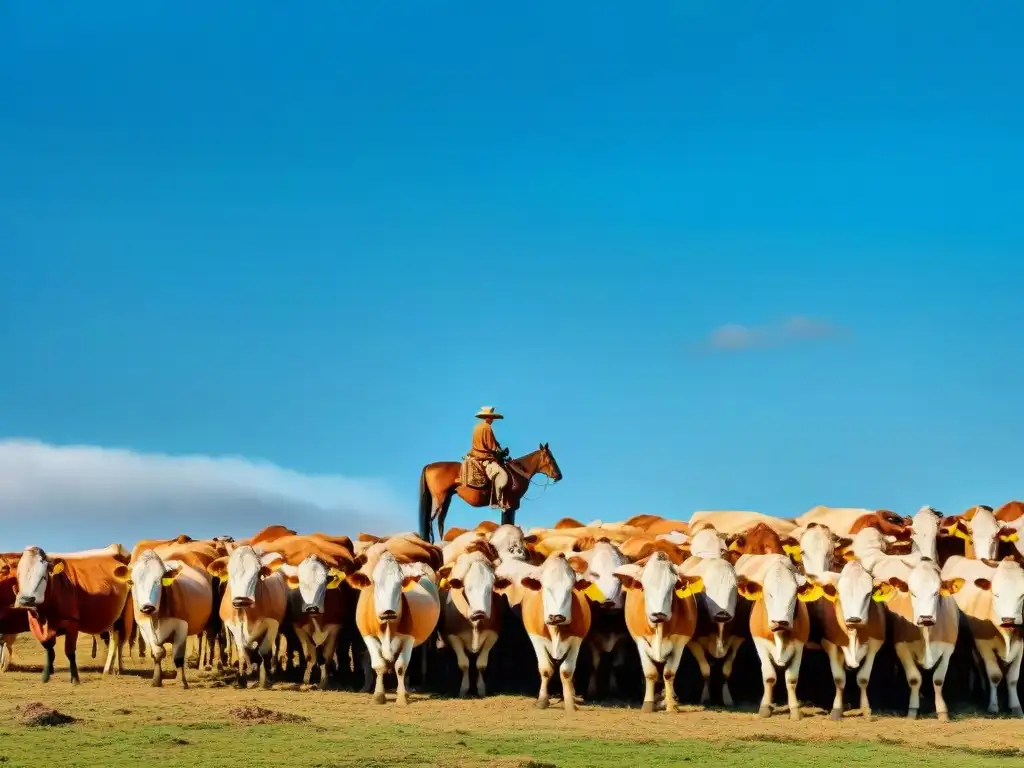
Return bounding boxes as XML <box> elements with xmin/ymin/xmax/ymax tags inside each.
<box><xmin>418</xmin><ymin>443</ymin><xmax>563</xmax><ymax>543</ymax></box>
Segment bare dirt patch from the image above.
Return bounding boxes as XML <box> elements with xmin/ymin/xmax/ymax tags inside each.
<box><xmin>16</xmin><ymin>702</ymin><xmax>77</xmax><ymax>727</ymax></box>
<box><xmin>228</xmin><ymin>705</ymin><xmax>308</xmax><ymax>725</ymax></box>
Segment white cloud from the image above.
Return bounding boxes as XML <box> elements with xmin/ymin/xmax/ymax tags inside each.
<box><xmin>0</xmin><ymin>439</ymin><xmax>409</xmax><ymax>550</ymax></box>
<box><xmin>701</xmin><ymin>315</ymin><xmax>846</xmax><ymax>352</ymax></box>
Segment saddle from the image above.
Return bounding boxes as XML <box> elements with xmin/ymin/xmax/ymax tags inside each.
<box><xmin>458</xmin><ymin>455</ymin><xmax>489</xmax><ymax>489</ymax></box>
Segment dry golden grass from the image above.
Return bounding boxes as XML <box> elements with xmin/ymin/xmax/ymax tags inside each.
<box><xmin>1</xmin><ymin>633</ymin><xmax>1022</xmax><ymax>767</ymax></box>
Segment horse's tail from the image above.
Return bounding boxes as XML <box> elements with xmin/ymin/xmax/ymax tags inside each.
<box><xmin>418</xmin><ymin>466</ymin><xmax>434</xmax><ymax>544</ymax></box>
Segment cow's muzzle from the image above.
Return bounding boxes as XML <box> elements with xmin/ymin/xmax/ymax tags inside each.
<box><xmin>1000</xmin><ymin>617</ymin><xmax>1020</xmax><ymax>628</ymax></box>
<box><xmin>769</xmin><ymin>620</ymin><xmax>791</xmax><ymax>633</ymax></box>
<box><xmin>916</xmin><ymin>615</ymin><xmax>935</xmax><ymax>628</ymax></box>
<box><xmin>303</xmin><ymin>605</ymin><xmax>321</xmax><ymax>615</ymax></box>
<box><xmin>232</xmin><ymin>597</ymin><xmax>254</xmax><ymax>608</ymax></box>
<box><xmin>649</xmin><ymin>612</ymin><xmax>668</xmax><ymax>625</ymax></box>
<box><xmin>140</xmin><ymin>604</ymin><xmax>157</xmax><ymax>615</ymax></box>
<box><xmin>469</xmin><ymin>610</ymin><xmax>487</xmax><ymax>622</ymax></box>
<box><xmin>16</xmin><ymin>595</ymin><xmax>36</xmax><ymax>607</ymax></box>
<box><xmin>845</xmin><ymin>616</ymin><xmax>864</xmax><ymax>626</ymax></box>
<box><xmin>546</xmin><ymin>614</ymin><xmax>567</xmax><ymax>626</ymax></box>
<box><xmin>713</xmin><ymin>610</ymin><xmax>731</xmax><ymax>624</ymax></box>
<box><xmin>378</xmin><ymin>610</ymin><xmax>398</xmax><ymax>622</ymax></box>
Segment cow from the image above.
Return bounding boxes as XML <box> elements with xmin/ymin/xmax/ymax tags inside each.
<box><xmin>612</xmin><ymin>551</ymin><xmax>705</xmax><ymax>713</ymax></box>
<box><xmin>688</xmin><ymin>510</ymin><xmax>798</xmax><ymax>537</ymax></box>
<box><xmin>995</xmin><ymin>501</ymin><xmax>1024</xmax><ymax>523</ymax></box>
<box><xmin>685</xmin><ymin>526</ymin><xmax>727</xmax><ymax>559</ymax></box>
<box><xmin>567</xmin><ymin>539</ymin><xmax>631</xmax><ymax>699</ymax></box>
<box><xmin>678</xmin><ymin>554</ymin><xmax>742</xmax><ymax>706</ymax></box>
<box><xmin>207</xmin><ymin>545</ymin><xmax>287</xmax><ymax>689</ymax></box>
<box><xmin>944</xmin><ymin>506</ymin><xmax>1021</xmax><ymax>562</ymax></box>
<box><xmin>798</xmin><ymin>523</ymin><xmax>843</xmax><ymax>578</ymax></box>
<box><xmin>437</xmin><ymin>540</ymin><xmax>510</xmax><ymax>697</ymax></box>
<box><xmin>796</xmin><ymin>506</ymin><xmax>910</xmax><ymax>537</ymax></box>
<box><xmin>727</xmin><ymin>522</ymin><xmax>801</xmax><ymax>565</ymax></box>
<box><xmin>812</xmin><ymin>560</ymin><xmax>889</xmax><ymax>720</ymax></box>
<box><xmin>495</xmin><ymin>552</ymin><xmax>595</xmax><ymax>712</ymax></box>
<box><xmin>734</xmin><ymin>553</ymin><xmax>824</xmax><ymax>719</ymax></box>
<box><xmin>13</xmin><ymin>546</ymin><xmax>131</xmax><ymax>684</ymax></box>
<box><xmin>940</xmin><ymin>555</ymin><xmax>1024</xmax><ymax>716</ymax></box>
<box><xmin>346</xmin><ymin>551</ymin><xmax>441</xmax><ymax>705</ymax></box>
<box><xmin>0</xmin><ymin>554</ymin><xmax>28</xmax><ymax>672</ymax></box>
<box><xmin>117</xmin><ymin>549</ymin><xmax>213</xmax><ymax>688</ymax></box>
<box><xmin>871</xmin><ymin>556</ymin><xmax>963</xmax><ymax>720</ymax></box>
<box><xmin>278</xmin><ymin>552</ymin><xmax>351</xmax><ymax>688</ymax></box>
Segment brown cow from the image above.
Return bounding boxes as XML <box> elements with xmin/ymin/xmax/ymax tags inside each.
<box><xmin>116</xmin><ymin>549</ymin><xmax>213</xmax><ymax>688</ymax></box>
<box><xmin>613</xmin><ymin>551</ymin><xmax>705</xmax><ymax>713</ymax></box>
<box><xmin>207</xmin><ymin>546</ymin><xmax>288</xmax><ymax>688</ymax></box>
<box><xmin>347</xmin><ymin>551</ymin><xmax>441</xmax><ymax>705</ymax></box>
<box><xmin>438</xmin><ymin>540</ymin><xmax>511</xmax><ymax>697</ymax></box>
<box><xmin>495</xmin><ymin>552</ymin><xmax>594</xmax><ymax>712</ymax></box>
<box><xmin>734</xmin><ymin>553</ymin><xmax>824</xmax><ymax>719</ymax></box>
<box><xmin>0</xmin><ymin>554</ymin><xmax>28</xmax><ymax>672</ymax></box>
<box><xmin>14</xmin><ymin>546</ymin><xmax>131</xmax><ymax>684</ymax></box>
<box><xmin>995</xmin><ymin>501</ymin><xmax>1024</xmax><ymax>523</ymax></box>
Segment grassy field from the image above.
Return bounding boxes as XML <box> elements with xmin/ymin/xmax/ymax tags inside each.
<box><xmin>1</xmin><ymin>634</ymin><xmax>1021</xmax><ymax>768</ymax></box>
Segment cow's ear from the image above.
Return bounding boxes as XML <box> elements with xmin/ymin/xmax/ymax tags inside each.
<box><xmin>523</xmin><ymin>535</ymin><xmax>539</xmax><ymax>545</ymax></box>
<box><xmin>675</xmin><ymin>575</ymin><xmax>704</xmax><ymax>599</ymax></box>
<box><xmin>613</xmin><ymin>564</ymin><xmax>643</xmax><ymax>590</ymax></box>
<box><xmin>446</xmin><ymin>577</ymin><xmax>464</xmax><ymax>590</ymax></box>
<box><xmin>0</xmin><ymin>563</ymin><xmax>10</xmax><ymax>578</ymax></box>
<box><xmin>346</xmin><ymin>571</ymin><xmax>371</xmax><ymax>590</ymax></box>
<box><xmin>781</xmin><ymin>538</ymin><xmax>802</xmax><ymax>564</ymax></box>
<box><xmin>207</xmin><ymin>557</ymin><xmax>229</xmax><ymax>580</ymax></box>
<box><xmin>326</xmin><ymin>569</ymin><xmax>346</xmax><ymax>589</ymax></box>
<box><xmin>886</xmin><ymin>577</ymin><xmax>909</xmax><ymax>593</ymax></box>
<box><xmin>113</xmin><ymin>564</ymin><xmax>131</xmax><ymax>583</ymax></box>
<box><xmin>973</xmin><ymin>578</ymin><xmax>992</xmax><ymax>591</ymax></box>
<box><xmin>437</xmin><ymin>565</ymin><xmax>453</xmax><ymax>589</ymax></box>
<box><xmin>492</xmin><ymin>576</ymin><xmax>513</xmax><ymax>592</ymax></box>
<box><xmin>285</xmin><ymin>572</ymin><xmax>301</xmax><ymax>589</ymax></box>
<box><xmin>49</xmin><ymin>559</ymin><xmax>65</xmax><ymax>577</ymax></box>
<box><xmin>260</xmin><ymin>558</ymin><xmax>283</xmax><ymax>579</ymax></box>
<box><xmin>871</xmin><ymin>582</ymin><xmax>896</xmax><ymax>602</ymax></box>
<box><xmin>161</xmin><ymin>564</ymin><xmax>182</xmax><ymax>587</ymax></box>
<box><xmin>998</xmin><ymin>527</ymin><xmax>1020</xmax><ymax>543</ymax></box>
<box><xmin>819</xmin><ymin>583</ymin><xmax>839</xmax><ymax>603</ymax></box>
<box><xmin>567</xmin><ymin>555</ymin><xmax>589</xmax><ymax>575</ymax></box>
<box><xmin>521</xmin><ymin>577</ymin><xmax>542</xmax><ymax>591</ymax></box>
<box><xmin>796</xmin><ymin>581</ymin><xmax>822</xmax><ymax>602</ymax></box>
<box><xmin>940</xmin><ymin>577</ymin><xmax>965</xmax><ymax>597</ymax></box>
<box><xmin>572</xmin><ymin>577</ymin><xmax>593</xmax><ymax>593</ymax></box>
<box><xmin>401</xmin><ymin>574</ymin><xmax>419</xmax><ymax>591</ymax></box>
<box><xmin>737</xmin><ymin>578</ymin><xmax>763</xmax><ymax>601</ymax></box>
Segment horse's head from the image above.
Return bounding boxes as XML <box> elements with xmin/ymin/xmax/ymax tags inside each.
<box><xmin>537</xmin><ymin>442</ymin><xmax>562</xmax><ymax>482</ymax></box>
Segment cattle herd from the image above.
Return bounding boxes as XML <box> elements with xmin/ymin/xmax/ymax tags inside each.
<box><xmin>0</xmin><ymin>503</ymin><xmax>1022</xmax><ymax>722</ymax></box>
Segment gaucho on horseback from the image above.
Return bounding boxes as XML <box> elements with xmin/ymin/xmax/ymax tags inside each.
<box><xmin>418</xmin><ymin>407</ymin><xmax>562</xmax><ymax>543</ymax></box>
<box><xmin>465</xmin><ymin>406</ymin><xmax>512</xmax><ymax>511</ymax></box>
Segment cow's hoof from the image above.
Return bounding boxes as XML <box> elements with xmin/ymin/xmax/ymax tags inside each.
<box><xmin>758</xmin><ymin>706</ymin><xmax>772</xmax><ymax>719</ymax></box>
<box><xmin>640</xmin><ymin>701</ymin><xmax>655</xmax><ymax>714</ymax></box>
<box><xmin>790</xmin><ymin>710</ymin><xmax>802</xmax><ymax>722</ymax></box>
<box><xmin>937</xmin><ymin>712</ymin><xmax>949</xmax><ymax>723</ymax></box>
<box><xmin>372</xmin><ymin>692</ymin><xmax>386</xmax><ymax>705</ymax></box>
<box><xmin>151</xmin><ymin>678</ymin><xmax>162</xmax><ymax>688</ymax></box>
<box><xmin>1010</xmin><ymin>706</ymin><xmax>1023</xmax><ymax>718</ymax></box>
<box><xmin>906</xmin><ymin>709</ymin><xmax>918</xmax><ymax>720</ymax></box>
<box><xmin>862</xmin><ymin>711</ymin><xmax>873</xmax><ymax>722</ymax></box>
<box><xmin>535</xmin><ymin>697</ymin><xmax>550</xmax><ymax>710</ymax></box>
<box><xmin>830</xmin><ymin>709</ymin><xmax>843</xmax><ymax>721</ymax></box>
<box><xmin>396</xmin><ymin>695</ymin><xmax>409</xmax><ymax>706</ymax></box>
<box><xmin>71</xmin><ymin>678</ymin><xmax>80</xmax><ymax>686</ymax></box>
<box><xmin>318</xmin><ymin>677</ymin><xmax>328</xmax><ymax>691</ymax></box>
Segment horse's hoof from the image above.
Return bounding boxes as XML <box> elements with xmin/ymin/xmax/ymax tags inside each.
<box><xmin>372</xmin><ymin>692</ymin><xmax>387</xmax><ymax>705</ymax></box>
<box><xmin>640</xmin><ymin>701</ymin><xmax>655</xmax><ymax>714</ymax></box>
<box><xmin>906</xmin><ymin>709</ymin><xmax>918</xmax><ymax>720</ymax></box>
<box><xmin>535</xmin><ymin>697</ymin><xmax>549</xmax><ymax>710</ymax></box>
<box><xmin>830</xmin><ymin>709</ymin><xmax>843</xmax><ymax>721</ymax></box>
<box><xmin>758</xmin><ymin>706</ymin><xmax>772</xmax><ymax>718</ymax></box>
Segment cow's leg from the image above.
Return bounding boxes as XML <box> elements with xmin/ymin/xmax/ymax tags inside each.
<box><xmin>1006</xmin><ymin>641</ymin><xmax>1023</xmax><ymax>716</ymax></box>
<box><xmin>609</xmin><ymin>636</ymin><xmax>628</xmax><ymax>697</ymax></box>
<box><xmin>527</xmin><ymin>634</ymin><xmax>554</xmax><ymax>709</ymax></box>
<box><xmin>41</xmin><ymin>639</ymin><xmax>56</xmax><ymax>683</ymax></box>
<box><xmin>751</xmin><ymin>637</ymin><xmax>777</xmax><ymax>717</ymax></box>
<box><xmin>102</xmin><ymin>629</ymin><xmax>121</xmax><ymax>676</ymax></box>
<box><xmin>635</xmin><ymin>640</ymin><xmax>659</xmax><ymax>713</ymax></box>
<box><xmin>974</xmin><ymin>642</ymin><xmax>1003</xmax><ymax>715</ymax></box>
<box><xmin>228</xmin><ymin>625</ymin><xmax>247</xmax><ymax>689</ymax></box>
<box><xmin>293</xmin><ymin>626</ymin><xmax>316</xmax><ymax>685</ymax></box>
<box><xmin>258</xmin><ymin>621</ymin><xmax>280</xmax><ymax>689</ymax></box>
<box><xmin>932</xmin><ymin>645</ymin><xmax>954</xmax><ymax>722</ymax></box>
<box><xmin>138</xmin><ymin>632</ymin><xmax>146</xmax><ymax>659</ymax></box>
<box><xmin>822</xmin><ymin>640</ymin><xmax>845</xmax><ymax>720</ymax></box>
<box><xmin>558</xmin><ymin>636</ymin><xmax>583</xmax><ymax>713</ymax></box>
<box><xmin>857</xmin><ymin>638</ymin><xmax>882</xmax><ymax>721</ymax></box>
<box><xmin>170</xmin><ymin>623</ymin><xmax>190</xmax><ymax>689</ymax></box>
<box><xmin>586</xmin><ymin>639</ymin><xmax>602</xmax><ymax>699</ymax></box>
<box><xmin>661</xmin><ymin>638</ymin><xmax>686</xmax><ymax>713</ymax></box>
<box><xmin>319</xmin><ymin>625</ymin><xmax>341</xmax><ymax>691</ymax></box>
<box><xmin>784</xmin><ymin>644</ymin><xmax>805</xmax><ymax>721</ymax></box>
<box><xmin>475</xmin><ymin>630</ymin><xmax>498</xmax><ymax>698</ymax></box>
<box><xmin>720</xmin><ymin>636</ymin><xmax>744</xmax><ymax>707</ymax></box>
<box><xmin>395</xmin><ymin>637</ymin><xmax>415</xmax><ymax>706</ymax></box>
<box><xmin>894</xmin><ymin>643</ymin><xmax>922</xmax><ymax>719</ymax></box>
<box><xmin>362</xmin><ymin>635</ymin><xmax>389</xmax><ymax>704</ymax></box>
<box><xmin>687</xmin><ymin>641</ymin><xmax>713</xmax><ymax>705</ymax></box>
<box><xmin>151</xmin><ymin>641</ymin><xmax>167</xmax><ymax>687</ymax></box>
<box><xmin>0</xmin><ymin>634</ymin><xmax>16</xmax><ymax>672</ymax></box>
<box><xmin>65</xmin><ymin>625</ymin><xmax>81</xmax><ymax>684</ymax></box>
<box><xmin>447</xmin><ymin>634</ymin><xmax>472</xmax><ymax>697</ymax></box>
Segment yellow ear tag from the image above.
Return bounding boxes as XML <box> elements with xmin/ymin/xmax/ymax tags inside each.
<box><xmin>797</xmin><ymin>584</ymin><xmax>823</xmax><ymax>602</ymax></box>
<box><xmin>50</xmin><ymin>562</ymin><xmax>65</xmax><ymax>576</ymax></box>
<box><xmin>1000</xmin><ymin>531</ymin><xmax>1020</xmax><ymax>543</ymax></box>
<box><xmin>402</xmin><ymin>578</ymin><xmax>418</xmax><ymax>592</ymax></box>
<box><xmin>953</xmin><ymin>527</ymin><xmax>971</xmax><ymax>542</ymax></box>
<box><xmin>783</xmin><ymin>544</ymin><xmax>802</xmax><ymax>563</ymax></box>
<box><xmin>438</xmin><ymin>577</ymin><xmax>449</xmax><ymax>590</ymax></box>
<box><xmin>161</xmin><ymin>576</ymin><xmax>176</xmax><ymax>587</ymax></box>
<box><xmin>583</xmin><ymin>584</ymin><xmax>605</xmax><ymax>602</ymax></box>
<box><xmin>872</xmin><ymin>586</ymin><xmax>893</xmax><ymax>603</ymax></box>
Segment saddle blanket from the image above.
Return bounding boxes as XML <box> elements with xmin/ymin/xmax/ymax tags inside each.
<box><xmin>458</xmin><ymin>456</ymin><xmax>489</xmax><ymax>489</ymax></box>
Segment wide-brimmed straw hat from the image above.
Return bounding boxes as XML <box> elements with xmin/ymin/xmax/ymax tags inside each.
<box><xmin>475</xmin><ymin>406</ymin><xmax>504</xmax><ymax>420</ymax></box>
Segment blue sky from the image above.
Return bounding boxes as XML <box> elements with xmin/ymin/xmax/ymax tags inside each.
<box><xmin>2</xmin><ymin>2</ymin><xmax>1023</xmax><ymax>548</ymax></box>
